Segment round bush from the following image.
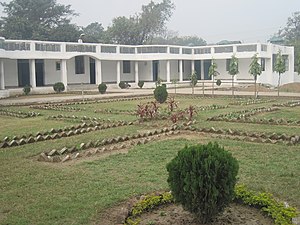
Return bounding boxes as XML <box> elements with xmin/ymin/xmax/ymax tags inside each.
<box><xmin>138</xmin><ymin>81</ymin><xmax>144</xmax><ymax>89</ymax></box>
<box><xmin>98</xmin><ymin>83</ymin><xmax>107</xmax><ymax>94</ymax></box>
<box><xmin>53</xmin><ymin>82</ymin><xmax>65</xmax><ymax>93</ymax></box>
<box><xmin>216</xmin><ymin>79</ymin><xmax>222</xmax><ymax>86</ymax></box>
<box><xmin>23</xmin><ymin>85</ymin><xmax>31</xmax><ymax>95</ymax></box>
<box><xmin>166</xmin><ymin>142</ymin><xmax>239</xmax><ymax>223</ymax></box>
<box><xmin>154</xmin><ymin>85</ymin><xmax>168</xmax><ymax>103</ymax></box>
<box><xmin>119</xmin><ymin>81</ymin><xmax>126</xmax><ymax>89</ymax></box>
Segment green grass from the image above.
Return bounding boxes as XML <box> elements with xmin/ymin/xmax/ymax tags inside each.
<box><xmin>0</xmin><ymin>95</ymin><xmax>299</xmax><ymax>225</ymax></box>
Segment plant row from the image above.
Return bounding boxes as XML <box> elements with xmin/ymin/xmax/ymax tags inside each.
<box><xmin>38</xmin><ymin>126</ymin><xmax>179</xmax><ymax>163</ymax></box>
<box><xmin>30</xmin><ymin>104</ymin><xmax>83</xmax><ymax>112</ymax></box>
<box><xmin>182</xmin><ymin>126</ymin><xmax>300</xmax><ymax>145</ymax></box>
<box><xmin>123</xmin><ymin>186</ymin><xmax>297</xmax><ymax>225</ymax></box>
<box><xmin>0</xmin><ymin>108</ymin><xmax>41</xmax><ymax>118</ymax></box>
<box><xmin>94</xmin><ymin>108</ymin><xmax>136</xmax><ymax>115</ymax></box>
<box><xmin>0</xmin><ymin>121</ymin><xmax>133</xmax><ymax>148</ymax></box>
<box><xmin>229</xmin><ymin>98</ymin><xmax>275</xmax><ymax>106</ymax></box>
<box><xmin>273</xmin><ymin>100</ymin><xmax>300</xmax><ymax>108</ymax></box>
<box><xmin>47</xmin><ymin>114</ymin><xmax>121</xmax><ymax>123</ymax></box>
<box><xmin>196</xmin><ymin>104</ymin><xmax>228</xmax><ymax>111</ymax></box>
<box><xmin>207</xmin><ymin>107</ymin><xmax>279</xmax><ymax>121</ymax></box>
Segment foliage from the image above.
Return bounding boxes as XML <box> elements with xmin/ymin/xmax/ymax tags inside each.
<box><xmin>138</xmin><ymin>81</ymin><xmax>144</xmax><ymax>88</ymax></box>
<box><xmin>98</xmin><ymin>83</ymin><xmax>107</xmax><ymax>94</ymax></box>
<box><xmin>190</xmin><ymin>71</ymin><xmax>197</xmax><ymax>95</ymax></box>
<box><xmin>53</xmin><ymin>82</ymin><xmax>65</xmax><ymax>93</ymax></box>
<box><xmin>82</xmin><ymin>22</ymin><xmax>105</xmax><ymax>43</ymax></box>
<box><xmin>216</xmin><ymin>79</ymin><xmax>222</xmax><ymax>86</ymax></box>
<box><xmin>152</xmin><ymin>34</ymin><xmax>206</xmax><ymax>46</ymax></box>
<box><xmin>106</xmin><ymin>0</ymin><xmax>175</xmax><ymax>45</ymax></box>
<box><xmin>125</xmin><ymin>192</ymin><xmax>174</xmax><ymax>225</ymax></box>
<box><xmin>22</xmin><ymin>85</ymin><xmax>31</xmax><ymax>95</ymax></box>
<box><xmin>209</xmin><ymin>59</ymin><xmax>219</xmax><ymax>97</ymax></box>
<box><xmin>0</xmin><ymin>0</ymin><xmax>78</xmax><ymax>41</ymax></box>
<box><xmin>274</xmin><ymin>50</ymin><xmax>286</xmax><ymax>96</ymax></box>
<box><xmin>154</xmin><ymin>85</ymin><xmax>168</xmax><ymax>103</ymax></box>
<box><xmin>119</xmin><ymin>81</ymin><xmax>130</xmax><ymax>89</ymax></box>
<box><xmin>228</xmin><ymin>55</ymin><xmax>239</xmax><ymax>97</ymax></box>
<box><xmin>297</xmin><ymin>54</ymin><xmax>300</xmax><ymax>75</ymax></box>
<box><xmin>136</xmin><ymin>101</ymin><xmax>159</xmax><ymax>120</ymax></box>
<box><xmin>234</xmin><ymin>185</ymin><xmax>298</xmax><ymax>225</ymax></box>
<box><xmin>167</xmin><ymin>142</ymin><xmax>239</xmax><ymax>223</ymax></box>
<box><xmin>167</xmin><ymin>97</ymin><xmax>178</xmax><ymax>112</ymax></box>
<box><xmin>186</xmin><ymin>105</ymin><xmax>196</xmax><ymax>121</ymax></box>
<box><xmin>249</xmin><ymin>54</ymin><xmax>262</xmax><ymax>98</ymax></box>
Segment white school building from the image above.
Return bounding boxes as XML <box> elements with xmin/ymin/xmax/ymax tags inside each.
<box><xmin>0</xmin><ymin>38</ymin><xmax>298</xmax><ymax>97</ymax></box>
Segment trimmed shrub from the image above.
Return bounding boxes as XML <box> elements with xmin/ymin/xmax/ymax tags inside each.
<box><xmin>216</xmin><ymin>79</ymin><xmax>222</xmax><ymax>86</ymax></box>
<box><xmin>138</xmin><ymin>81</ymin><xmax>144</xmax><ymax>89</ymax></box>
<box><xmin>119</xmin><ymin>81</ymin><xmax>126</xmax><ymax>89</ymax></box>
<box><xmin>154</xmin><ymin>85</ymin><xmax>168</xmax><ymax>103</ymax></box>
<box><xmin>166</xmin><ymin>142</ymin><xmax>239</xmax><ymax>223</ymax></box>
<box><xmin>53</xmin><ymin>82</ymin><xmax>65</xmax><ymax>93</ymax></box>
<box><xmin>23</xmin><ymin>85</ymin><xmax>31</xmax><ymax>95</ymax></box>
<box><xmin>98</xmin><ymin>83</ymin><xmax>107</xmax><ymax>94</ymax></box>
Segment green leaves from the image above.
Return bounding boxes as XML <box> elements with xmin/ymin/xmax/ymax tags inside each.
<box><xmin>249</xmin><ymin>53</ymin><xmax>262</xmax><ymax>79</ymax></box>
<box><xmin>228</xmin><ymin>55</ymin><xmax>239</xmax><ymax>76</ymax></box>
<box><xmin>208</xmin><ymin>59</ymin><xmax>219</xmax><ymax>78</ymax></box>
<box><xmin>274</xmin><ymin>50</ymin><xmax>286</xmax><ymax>75</ymax></box>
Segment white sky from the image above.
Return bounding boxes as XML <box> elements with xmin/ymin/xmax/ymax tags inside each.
<box><xmin>2</xmin><ymin>0</ymin><xmax>300</xmax><ymax>43</ymax></box>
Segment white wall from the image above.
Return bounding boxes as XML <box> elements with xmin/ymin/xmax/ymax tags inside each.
<box><xmin>67</xmin><ymin>56</ymin><xmax>90</xmax><ymax>84</ymax></box>
<box><xmin>4</xmin><ymin>59</ymin><xmax>18</xmax><ymax>87</ymax></box>
<box><xmin>120</xmin><ymin>60</ymin><xmax>135</xmax><ymax>82</ymax></box>
<box><xmin>138</xmin><ymin>61</ymin><xmax>152</xmax><ymax>81</ymax></box>
<box><xmin>44</xmin><ymin>60</ymin><xmax>62</xmax><ymax>85</ymax></box>
<box><xmin>238</xmin><ymin>58</ymin><xmax>253</xmax><ymax>80</ymax></box>
<box><xmin>183</xmin><ymin>60</ymin><xmax>192</xmax><ymax>80</ymax></box>
<box><xmin>159</xmin><ymin>60</ymin><xmax>167</xmax><ymax>81</ymax></box>
<box><xmin>102</xmin><ymin>60</ymin><xmax>117</xmax><ymax>83</ymax></box>
<box><xmin>215</xmin><ymin>59</ymin><xmax>229</xmax><ymax>80</ymax></box>
<box><xmin>170</xmin><ymin>60</ymin><xmax>179</xmax><ymax>80</ymax></box>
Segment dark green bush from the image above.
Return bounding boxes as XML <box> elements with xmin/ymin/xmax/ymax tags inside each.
<box><xmin>119</xmin><ymin>81</ymin><xmax>129</xmax><ymax>89</ymax></box>
<box><xmin>138</xmin><ymin>81</ymin><xmax>144</xmax><ymax>88</ymax></box>
<box><xmin>166</xmin><ymin>142</ymin><xmax>239</xmax><ymax>223</ymax></box>
<box><xmin>53</xmin><ymin>82</ymin><xmax>65</xmax><ymax>93</ymax></box>
<box><xmin>98</xmin><ymin>83</ymin><xmax>107</xmax><ymax>94</ymax></box>
<box><xmin>216</xmin><ymin>79</ymin><xmax>222</xmax><ymax>86</ymax></box>
<box><xmin>23</xmin><ymin>85</ymin><xmax>31</xmax><ymax>95</ymax></box>
<box><xmin>154</xmin><ymin>85</ymin><xmax>168</xmax><ymax>103</ymax></box>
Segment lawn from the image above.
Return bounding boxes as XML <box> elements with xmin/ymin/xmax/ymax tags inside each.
<box><xmin>0</xmin><ymin>95</ymin><xmax>299</xmax><ymax>225</ymax></box>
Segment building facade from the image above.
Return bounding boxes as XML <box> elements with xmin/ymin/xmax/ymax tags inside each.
<box><xmin>0</xmin><ymin>38</ymin><xmax>297</xmax><ymax>96</ymax></box>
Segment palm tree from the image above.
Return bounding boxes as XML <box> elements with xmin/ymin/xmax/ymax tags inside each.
<box><xmin>208</xmin><ymin>59</ymin><xmax>220</xmax><ymax>97</ymax></box>
<box><xmin>274</xmin><ymin>50</ymin><xmax>286</xmax><ymax>97</ymax></box>
<box><xmin>249</xmin><ymin>53</ymin><xmax>262</xmax><ymax>98</ymax></box>
<box><xmin>228</xmin><ymin>55</ymin><xmax>239</xmax><ymax>97</ymax></box>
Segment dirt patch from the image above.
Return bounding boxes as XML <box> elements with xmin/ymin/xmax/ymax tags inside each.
<box><xmin>280</xmin><ymin>82</ymin><xmax>300</xmax><ymax>93</ymax></box>
<box><xmin>96</xmin><ymin>202</ymin><xmax>274</xmax><ymax>225</ymax></box>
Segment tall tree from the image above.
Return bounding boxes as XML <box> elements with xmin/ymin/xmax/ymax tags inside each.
<box><xmin>208</xmin><ymin>59</ymin><xmax>219</xmax><ymax>97</ymax></box>
<box><xmin>274</xmin><ymin>50</ymin><xmax>286</xmax><ymax>97</ymax></box>
<box><xmin>228</xmin><ymin>55</ymin><xmax>239</xmax><ymax>97</ymax></box>
<box><xmin>279</xmin><ymin>11</ymin><xmax>300</xmax><ymax>70</ymax></box>
<box><xmin>249</xmin><ymin>54</ymin><xmax>262</xmax><ymax>98</ymax></box>
<box><xmin>107</xmin><ymin>0</ymin><xmax>174</xmax><ymax>45</ymax></box>
<box><xmin>82</xmin><ymin>22</ymin><xmax>105</xmax><ymax>43</ymax></box>
<box><xmin>0</xmin><ymin>0</ymin><xmax>78</xmax><ymax>41</ymax></box>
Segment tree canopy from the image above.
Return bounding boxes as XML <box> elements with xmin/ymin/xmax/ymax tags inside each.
<box><xmin>0</xmin><ymin>0</ymin><xmax>78</xmax><ymax>41</ymax></box>
<box><xmin>249</xmin><ymin>53</ymin><xmax>262</xmax><ymax>80</ymax></box>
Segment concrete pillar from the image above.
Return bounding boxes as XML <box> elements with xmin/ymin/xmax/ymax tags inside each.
<box><xmin>191</xmin><ymin>60</ymin><xmax>195</xmax><ymax>73</ymax></box>
<box><xmin>201</xmin><ymin>60</ymin><xmax>204</xmax><ymax>80</ymax></box>
<box><xmin>117</xmin><ymin>61</ymin><xmax>121</xmax><ymax>84</ymax></box>
<box><xmin>0</xmin><ymin>60</ymin><xmax>5</xmax><ymax>90</ymax></box>
<box><xmin>29</xmin><ymin>59</ymin><xmax>36</xmax><ymax>88</ymax></box>
<box><xmin>179</xmin><ymin>60</ymin><xmax>183</xmax><ymax>82</ymax></box>
<box><xmin>166</xmin><ymin>60</ymin><xmax>170</xmax><ymax>83</ymax></box>
<box><xmin>96</xmin><ymin>59</ymin><xmax>102</xmax><ymax>84</ymax></box>
<box><xmin>61</xmin><ymin>59</ymin><xmax>68</xmax><ymax>88</ymax></box>
<box><xmin>135</xmin><ymin>61</ymin><xmax>139</xmax><ymax>84</ymax></box>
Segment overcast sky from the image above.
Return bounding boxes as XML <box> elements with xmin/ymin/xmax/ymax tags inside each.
<box><xmin>2</xmin><ymin>0</ymin><xmax>300</xmax><ymax>44</ymax></box>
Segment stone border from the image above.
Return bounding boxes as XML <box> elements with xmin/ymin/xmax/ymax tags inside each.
<box><xmin>0</xmin><ymin>108</ymin><xmax>41</xmax><ymax>118</ymax></box>
<box><xmin>229</xmin><ymin>99</ymin><xmax>275</xmax><ymax>106</ymax></box>
<box><xmin>30</xmin><ymin>104</ymin><xmax>83</xmax><ymax>112</ymax></box>
<box><xmin>0</xmin><ymin>121</ymin><xmax>134</xmax><ymax>148</ymax></box>
<box><xmin>273</xmin><ymin>100</ymin><xmax>300</xmax><ymax>107</ymax></box>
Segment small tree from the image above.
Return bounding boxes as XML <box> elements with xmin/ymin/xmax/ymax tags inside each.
<box><xmin>154</xmin><ymin>85</ymin><xmax>168</xmax><ymax>103</ymax></box>
<box><xmin>23</xmin><ymin>85</ymin><xmax>31</xmax><ymax>95</ymax></box>
<box><xmin>138</xmin><ymin>81</ymin><xmax>144</xmax><ymax>88</ymax></box>
<box><xmin>167</xmin><ymin>142</ymin><xmax>239</xmax><ymax>223</ymax></box>
<box><xmin>297</xmin><ymin>54</ymin><xmax>300</xmax><ymax>75</ymax></box>
<box><xmin>208</xmin><ymin>59</ymin><xmax>219</xmax><ymax>97</ymax></box>
<box><xmin>249</xmin><ymin>54</ymin><xmax>262</xmax><ymax>98</ymax></box>
<box><xmin>98</xmin><ymin>83</ymin><xmax>107</xmax><ymax>94</ymax></box>
<box><xmin>274</xmin><ymin>50</ymin><xmax>286</xmax><ymax>97</ymax></box>
<box><xmin>228</xmin><ymin>55</ymin><xmax>239</xmax><ymax>97</ymax></box>
<box><xmin>172</xmin><ymin>78</ymin><xmax>178</xmax><ymax>95</ymax></box>
<box><xmin>190</xmin><ymin>71</ymin><xmax>197</xmax><ymax>95</ymax></box>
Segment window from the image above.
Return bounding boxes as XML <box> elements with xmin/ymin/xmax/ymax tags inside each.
<box><xmin>75</xmin><ymin>56</ymin><xmax>85</xmax><ymax>74</ymax></box>
<box><xmin>56</xmin><ymin>62</ymin><xmax>61</xmax><ymax>71</ymax></box>
<box><xmin>226</xmin><ymin>59</ymin><xmax>231</xmax><ymax>71</ymax></box>
<box><xmin>261</xmin><ymin>58</ymin><xmax>265</xmax><ymax>71</ymax></box>
<box><xmin>123</xmin><ymin>61</ymin><xmax>131</xmax><ymax>73</ymax></box>
<box><xmin>284</xmin><ymin>56</ymin><xmax>289</xmax><ymax>71</ymax></box>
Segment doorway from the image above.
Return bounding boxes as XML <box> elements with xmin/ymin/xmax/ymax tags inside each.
<box><xmin>152</xmin><ymin>60</ymin><xmax>159</xmax><ymax>81</ymax></box>
<box><xmin>90</xmin><ymin>58</ymin><xmax>96</xmax><ymax>84</ymax></box>
<box><xmin>35</xmin><ymin>59</ymin><xmax>44</xmax><ymax>87</ymax></box>
<box><xmin>17</xmin><ymin>59</ymin><xmax>30</xmax><ymax>87</ymax></box>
